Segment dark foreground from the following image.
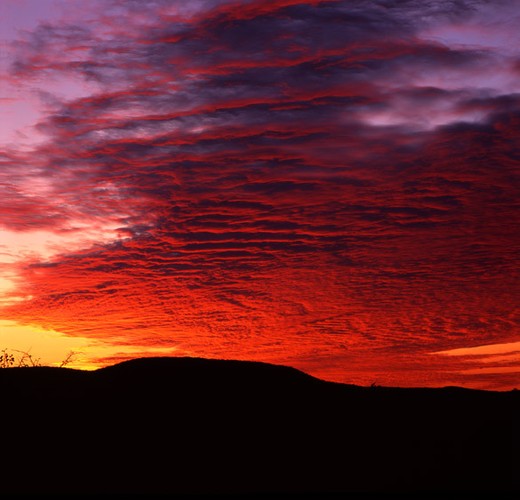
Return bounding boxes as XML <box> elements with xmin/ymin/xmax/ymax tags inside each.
<box><xmin>1</xmin><ymin>357</ymin><xmax>518</xmax><ymax>497</ymax></box>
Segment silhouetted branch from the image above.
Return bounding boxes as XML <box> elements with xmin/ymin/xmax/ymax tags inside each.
<box><xmin>1</xmin><ymin>349</ymin><xmax>15</xmax><ymax>368</ymax></box>
<box><xmin>13</xmin><ymin>349</ymin><xmax>41</xmax><ymax>367</ymax></box>
<box><xmin>59</xmin><ymin>351</ymin><xmax>77</xmax><ymax>368</ymax></box>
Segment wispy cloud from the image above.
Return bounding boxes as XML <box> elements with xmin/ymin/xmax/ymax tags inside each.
<box><xmin>436</xmin><ymin>341</ymin><xmax>520</xmax><ymax>357</ymax></box>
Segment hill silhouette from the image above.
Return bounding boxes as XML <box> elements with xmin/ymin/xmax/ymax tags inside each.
<box><xmin>0</xmin><ymin>356</ymin><xmax>517</xmax><ymax>496</ymax></box>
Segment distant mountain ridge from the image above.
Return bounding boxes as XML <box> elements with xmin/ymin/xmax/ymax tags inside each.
<box><xmin>1</xmin><ymin>356</ymin><xmax>517</xmax><ymax>495</ymax></box>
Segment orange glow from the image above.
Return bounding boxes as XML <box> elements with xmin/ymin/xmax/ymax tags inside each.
<box><xmin>436</xmin><ymin>341</ymin><xmax>520</xmax><ymax>357</ymax></box>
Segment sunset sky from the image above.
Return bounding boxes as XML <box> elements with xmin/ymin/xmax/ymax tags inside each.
<box><xmin>0</xmin><ymin>0</ymin><xmax>518</xmax><ymax>389</ymax></box>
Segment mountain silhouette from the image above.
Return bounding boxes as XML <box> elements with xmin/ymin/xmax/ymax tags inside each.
<box><xmin>1</xmin><ymin>356</ymin><xmax>517</xmax><ymax>496</ymax></box>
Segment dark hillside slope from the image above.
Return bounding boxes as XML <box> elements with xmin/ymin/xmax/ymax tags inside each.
<box><xmin>0</xmin><ymin>357</ymin><xmax>517</xmax><ymax>495</ymax></box>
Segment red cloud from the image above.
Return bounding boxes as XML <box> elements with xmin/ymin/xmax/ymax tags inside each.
<box><xmin>2</xmin><ymin>0</ymin><xmax>519</xmax><ymax>390</ymax></box>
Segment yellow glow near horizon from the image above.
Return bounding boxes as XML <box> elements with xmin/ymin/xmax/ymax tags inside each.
<box><xmin>0</xmin><ymin>319</ymin><xmax>185</xmax><ymax>370</ymax></box>
<box><xmin>0</xmin><ymin>320</ymin><xmax>89</xmax><ymax>367</ymax></box>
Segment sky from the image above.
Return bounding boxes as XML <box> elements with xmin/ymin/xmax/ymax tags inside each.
<box><xmin>0</xmin><ymin>0</ymin><xmax>518</xmax><ymax>389</ymax></box>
